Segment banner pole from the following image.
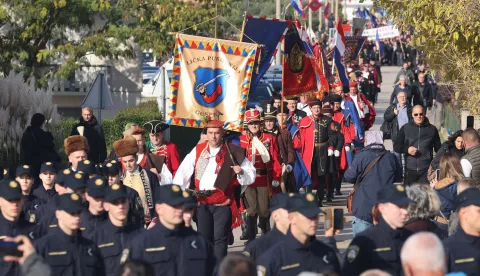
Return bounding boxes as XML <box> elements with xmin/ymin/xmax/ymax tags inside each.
<box><xmin>239</xmin><ymin>12</ymin><xmax>247</xmax><ymax>42</ymax></box>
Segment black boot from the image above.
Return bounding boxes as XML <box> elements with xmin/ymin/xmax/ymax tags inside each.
<box><xmin>259</xmin><ymin>216</ymin><xmax>270</xmax><ymax>235</ymax></box>
<box><xmin>245</xmin><ymin>215</ymin><xmax>257</xmax><ymax>244</ymax></box>
<box><xmin>239</xmin><ymin>212</ymin><xmax>248</xmax><ymax>240</ymax></box>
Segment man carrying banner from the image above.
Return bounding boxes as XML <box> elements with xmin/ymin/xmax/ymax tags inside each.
<box><xmin>286</xmin><ymin>97</ymin><xmax>308</xmax><ymax>128</ymax></box>
<box><xmin>293</xmin><ymin>100</ymin><xmax>341</xmax><ymax>206</ymax></box>
<box><xmin>173</xmin><ymin>120</ymin><xmax>256</xmax><ymax>260</ymax></box>
<box><xmin>262</xmin><ymin>104</ymin><xmax>296</xmax><ymax>193</ymax></box>
<box><xmin>240</xmin><ymin>109</ymin><xmax>282</xmax><ymax>242</ymax></box>
<box><xmin>144</xmin><ymin>120</ymin><xmax>181</xmax><ymax>176</ymax></box>
<box><xmin>345</xmin><ymin>82</ymin><xmax>376</xmax><ymax>133</ymax></box>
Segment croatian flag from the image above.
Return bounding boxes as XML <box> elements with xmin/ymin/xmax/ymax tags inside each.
<box><xmin>323</xmin><ymin>3</ymin><xmax>330</xmax><ymax>19</ymax></box>
<box><xmin>291</xmin><ymin>0</ymin><xmax>306</xmax><ymax>19</ymax></box>
<box><xmin>334</xmin><ymin>20</ymin><xmax>349</xmax><ymax>89</ymax></box>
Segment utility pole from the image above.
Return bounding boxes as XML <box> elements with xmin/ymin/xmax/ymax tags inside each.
<box><xmin>275</xmin><ymin>0</ymin><xmax>281</xmax><ymax>65</ymax></box>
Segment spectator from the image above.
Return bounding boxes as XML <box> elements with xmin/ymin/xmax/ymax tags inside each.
<box><xmin>70</xmin><ymin>107</ymin><xmax>107</xmax><ymax>164</ymax></box>
<box><xmin>394</xmin><ymin>105</ymin><xmax>441</xmax><ymax>185</ymax></box>
<box><xmin>411</xmin><ymin>73</ymin><xmax>433</xmax><ymax>109</ymax></box>
<box><xmin>430</xmin><ymin>153</ymin><xmax>464</xmax><ymax>235</ymax></box>
<box><xmin>20</xmin><ymin>113</ymin><xmax>60</xmax><ymax>179</ymax></box>
<box><xmin>400</xmin><ymin>232</ymin><xmax>447</xmax><ymax>276</ymax></box>
<box><xmin>121</xmin><ymin>260</ymin><xmax>155</xmax><ymax>276</ymax></box>
<box><xmin>270</xmin><ymin>94</ymin><xmax>282</xmax><ymax>109</ymax></box>
<box><xmin>430</xmin><ymin>130</ymin><xmax>464</xmax><ymax>172</ymax></box>
<box><xmin>219</xmin><ymin>254</ymin><xmax>256</xmax><ymax>276</ymax></box>
<box><xmin>460</xmin><ymin>128</ymin><xmax>480</xmax><ymax>186</ymax></box>
<box><xmin>448</xmin><ymin>178</ymin><xmax>477</xmax><ymax>236</ymax></box>
<box><xmin>384</xmin><ymin>91</ymin><xmax>412</xmax><ymax>175</ymax></box>
<box><xmin>3</xmin><ymin>235</ymin><xmax>51</xmax><ymax>276</ymax></box>
<box><xmin>443</xmin><ymin>188</ymin><xmax>480</xmax><ymax>275</ymax></box>
<box><xmin>344</xmin><ymin>131</ymin><xmax>402</xmax><ymax>236</ymax></box>
<box><xmin>405</xmin><ymin>184</ymin><xmax>443</xmax><ymax>236</ymax></box>
<box><xmin>390</xmin><ymin>76</ymin><xmax>412</xmax><ymax>105</ymax></box>
<box><xmin>394</xmin><ymin>61</ymin><xmax>415</xmax><ymax>86</ymax></box>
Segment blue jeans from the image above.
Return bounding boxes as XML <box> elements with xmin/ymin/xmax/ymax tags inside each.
<box><xmin>352</xmin><ymin>217</ymin><xmax>373</xmax><ymax>237</ymax></box>
<box><xmin>393</xmin><ymin>152</ymin><xmax>404</xmax><ymax>176</ymax></box>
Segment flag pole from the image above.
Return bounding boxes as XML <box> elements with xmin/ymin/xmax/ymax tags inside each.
<box><xmin>239</xmin><ymin>12</ymin><xmax>247</xmax><ymax>42</ymax></box>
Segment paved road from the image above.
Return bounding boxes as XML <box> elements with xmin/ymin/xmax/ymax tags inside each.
<box><xmin>227</xmin><ymin>66</ymin><xmax>400</xmax><ymax>254</ymax></box>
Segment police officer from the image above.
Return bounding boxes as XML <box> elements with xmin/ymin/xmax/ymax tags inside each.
<box><xmin>32</xmin><ymin>162</ymin><xmax>58</xmax><ymax>203</ymax></box>
<box><xmin>92</xmin><ymin>183</ymin><xmax>143</xmax><ymax>276</ymax></box>
<box><xmin>0</xmin><ymin>179</ymin><xmax>43</xmax><ymax>276</ymax></box>
<box><xmin>15</xmin><ymin>165</ymin><xmax>43</xmax><ymax>218</ymax></box>
<box><xmin>256</xmin><ymin>194</ymin><xmax>341</xmax><ymax>276</ymax></box>
<box><xmin>78</xmin><ymin>160</ymin><xmax>100</xmax><ymax>178</ymax></box>
<box><xmin>182</xmin><ymin>190</ymin><xmax>197</xmax><ymax>229</ymax></box>
<box><xmin>35</xmin><ymin>193</ymin><xmax>104</xmax><ymax>275</ymax></box>
<box><xmin>80</xmin><ymin>176</ymin><xmax>108</xmax><ymax>238</ymax></box>
<box><xmin>341</xmin><ymin>184</ymin><xmax>412</xmax><ymax>276</ymax></box>
<box><xmin>36</xmin><ymin>171</ymin><xmax>87</xmax><ymax>232</ymax></box>
<box><xmin>102</xmin><ymin>160</ymin><xmax>144</xmax><ymax>227</ymax></box>
<box><xmin>128</xmin><ymin>184</ymin><xmax>215</xmax><ymax>276</ymax></box>
<box><xmin>243</xmin><ymin>193</ymin><xmax>290</xmax><ymax>261</ymax></box>
<box><xmin>443</xmin><ymin>188</ymin><xmax>480</xmax><ymax>275</ymax></box>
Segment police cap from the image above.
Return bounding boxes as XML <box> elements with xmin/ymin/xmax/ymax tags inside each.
<box><xmin>40</xmin><ymin>162</ymin><xmax>57</xmax><ymax>174</ymax></box>
<box><xmin>287</xmin><ymin>193</ymin><xmax>321</xmax><ymax>218</ymax></box>
<box><xmin>0</xmin><ymin>179</ymin><xmax>22</xmax><ymax>200</ymax></box>
<box><xmin>77</xmin><ymin>160</ymin><xmax>98</xmax><ymax>175</ymax></box>
<box><xmin>16</xmin><ymin>165</ymin><xmax>32</xmax><ymax>177</ymax></box>
<box><xmin>155</xmin><ymin>184</ymin><xmax>186</xmax><ymax>206</ymax></box>
<box><xmin>104</xmin><ymin>184</ymin><xmax>128</xmax><ymax>203</ymax></box>
<box><xmin>102</xmin><ymin>161</ymin><xmax>121</xmax><ymax>175</ymax></box>
<box><xmin>55</xmin><ymin>193</ymin><xmax>84</xmax><ymax>214</ymax></box>
<box><xmin>87</xmin><ymin>176</ymin><xmax>107</xmax><ymax>198</ymax></box>
<box><xmin>183</xmin><ymin>190</ymin><xmax>197</xmax><ymax>210</ymax></box>
<box><xmin>377</xmin><ymin>184</ymin><xmax>412</xmax><ymax>206</ymax></box>
<box><xmin>270</xmin><ymin>193</ymin><xmax>291</xmax><ymax>212</ymax></box>
<box><xmin>455</xmin><ymin>188</ymin><xmax>480</xmax><ymax>211</ymax></box>
<box><xmin>64</xmin><ymin>172</ymin><xmax>88</xmax><ymax>190</ymax></box>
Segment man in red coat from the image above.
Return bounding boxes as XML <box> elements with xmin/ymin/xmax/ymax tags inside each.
<box><xmin>143</xmin><ymin>120</ymin><xmax>181</xmax><ymax>176</ymax></box>
<box><xmin>240</xmin><ymin>109</ymin><xmax>282</xmax><ymax>242</ymax></box>
<box><xmin>293</xmin><ymin>100</ymin><xmax>341</xmax><ymax>206</ymax></box>
<box><xmin>344</xmin><ymin>82</ymin><xmax>376</xmax><ymax>132</ymax></box>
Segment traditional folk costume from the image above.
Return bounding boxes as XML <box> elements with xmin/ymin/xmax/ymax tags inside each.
<box><xmin>113</xmin><ymin>138</ymin><xmax>159</xmax><ymax>225</ymax></box>
<box><xmin>143</xmin><ymin>120</ymin><xmax>181</xmax><ymax>176</ymax></box>
<box><xmin>293</xmin><ymin>100</ymin><xmax>342</xmax><ymax>206</ymax></box>
<box><xmin>263</xmin><ymin>104</ymin><xmax>296</xmax><ymax>193</ymax></box>
<box><xmin>344</xmin><ymin>82</ymin><xmax>376</xmax><ymax>132</ymax></box>
<box><xmin>55</xmin><ymin>135</ymin><xmax>90</xmax><ymax>186</ymax></box>
<box><xmin>173</xmin><ymin>120</ymin><xmax>256</xmax><ymax>260</ymax></box>
<box><xmin>240</xmin><ymin>109</ymin><xmax>282</xmax><ymax>241</ymax></box>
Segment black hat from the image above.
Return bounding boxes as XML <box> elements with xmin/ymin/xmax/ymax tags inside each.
<box><xmin>183</xmin><ymin>190</ymin><xmax>197</xmax><ymax>210</ymax></box>
<box><xmin>455</xmin><ymin>188</ymin><xmax>480</xmax><ymax>211</ymax></box>
<box><xmin>64</xmin><ymin>172</ymin><xmax>88</xmax><ymax>190</ymax></box>
<box><xmin>102</xmin><ymin>161</ymin><xmax>121</xmax><ymax>175</ymax></box>
<box><xmin>263</xmin><ymin>104</ymin><xmax>278</xmax><ymax>120</ymax></box>
<box><xmin>77</xmin><ymin>160</ymin><xmax>98</xmax><ymax>175</ymax></box>
<box><xmin>40</xmin><ymin>162</ymin><xmax>57</xmax><ymax>174</ymax></box>
<box><xmin>16</xmin><ymin>165</ymin><xmax>32</xmax><ymax>177</ymax></box>
<box><xmin>86</xmin><ymin>176</ymin><xmax>107</xmax><ymax>198</ymax></box>
<box><xmin>143</xmin><ymin>120</ymin><xmax>169</xmax><ymax>134</ymax></box>
<box><xmin>270</xmin><ymin>193</ymin><xmax>291</xmax><ymax>212</ymax></box>
<box><xmin>354</xmin><ymin>70</ymin><xmax>362</xmax><ymax>77</ymax></box>
<box><xmin>287</xmin><ymin>193</ymin><xmax>322</xmax><ymax>218</ymax></box>
<box><xmin>0</xmin><ymin>179</ymin><xmax>22</xmax><ymax>200</ymax></box>
<box><xmin>104</xmin><ymin>183</ymin><xmax>128</xmax><ymax>203</ymax></box>
<box><xmin>155</xmin><ymin>184</ymin><xmax>187</xmax><ymax>206</ymax></box>
<box><xmin>377</xmin><ymin>184</ymin><xmax>412</xmax><ymax>206</ymax></box>
<box><xmin>0</xmin><ymin>167</ymin><xmax>4</xmax><ymax>180</ymax></box>
<box><xmin>329</xmin><ymin>94</ymin><xmax>343</xmax><ymax>103</ymax></box>
<box><xmin>55</xmin><ymin>193</ymin><xmax>84</xmax><ymax>214</ymax></box>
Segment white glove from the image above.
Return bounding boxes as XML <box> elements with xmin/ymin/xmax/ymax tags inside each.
<box><xmin>345</xmin><ymin>145</ymin><xmax>351</xmax><ymax>152</ymax></box>
<box><xmin>286</xmin><ymin>164</ymin><xmax>293</xmax><ymax>173</ymax></box>
<box><xmin>334</xmin><ymin>150</ymin><xmax>340</xmax><ymax>157</ymax></box>
<box><xmin>328</xmin><ymin>149</ymin><xmax>334</xmax><ymax>156</ymax></box>
<box><xmin>271</xmin><ymin>180</ymin><xmax>280</xmax><ymax>187</ymax></box>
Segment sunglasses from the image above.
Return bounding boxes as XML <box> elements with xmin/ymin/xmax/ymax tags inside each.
<box><xmin>413</xmin><ymin>113</ymin><xmax>424</xmax><ymax>117</ymax></box>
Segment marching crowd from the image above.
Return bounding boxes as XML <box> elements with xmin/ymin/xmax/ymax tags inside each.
<box><xmin>1</xmin><ymin>56</ymin><xmax>480</xmax><ymax>276</ymax></box>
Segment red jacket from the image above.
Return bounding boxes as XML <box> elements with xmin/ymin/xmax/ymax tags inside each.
<box><xmin>239</xmin><ymin>132</ymin><xmax>282</xmax><ymax>188</ymax></box>
<box><xmin>332</xmin><ymin>112</ymin><xmax>351</xmax><ymax>170</ymax></box>
<box><xmin>152</xmin><ymin>142</ymin><xmax>181</xmax><ymax>176</ymax></box>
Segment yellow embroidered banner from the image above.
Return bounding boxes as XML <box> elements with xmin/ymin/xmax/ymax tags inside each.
<box><xmin>167</xmin><ymin>34</ymin><xmax>257</xmax><ymax>131</ymax></box>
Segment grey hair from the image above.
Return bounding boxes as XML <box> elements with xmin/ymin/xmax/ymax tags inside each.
<box><xmin>401</xmin><ymin>232</ymin><xmax>446</xmax><ymax>273</ymax></box>
<box><xmin>399</xmin><ymin>75</ymin><xmax>406</xmax><ymax>80</ymax></box>
<box><xmin>406</xmin><ymin>184</ymin><xmax>441</xmax><ymax>219</ymax></box>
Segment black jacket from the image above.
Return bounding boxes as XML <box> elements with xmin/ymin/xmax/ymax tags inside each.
<box><xmin>430</xmin><ymin>141</ymin><xmax>464</xmax><ymax>170</ymax></box>
<box><xmin>393</xmin><ymin>119</ymin><xmax>442</xmax><ymax>171</ymax></box>
<box><xmin>20</xmin><ymin>126</ymin><xmax>60</xmax><ymax>175</ymax></box>
<box><xmin>70</xmin><ymin>116</ymin><xmax>107</xmax><ymax>164</ymax></box>
<box><xmin>384</xmin><ymin>104</ymin><xmax>413</xmax><ymax>141</ymax></box>
<box><xmin>411</xmin><ymin>82</ymin><xmax>433</xmax><ymax>108</ymax></box>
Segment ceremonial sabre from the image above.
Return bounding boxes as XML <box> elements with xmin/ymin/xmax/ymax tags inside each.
<box><xmin>195</xmin><ymin>74</ymin><xmax>228</xmax><ymax>92</ymax></box>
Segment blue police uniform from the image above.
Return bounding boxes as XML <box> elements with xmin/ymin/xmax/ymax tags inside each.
<box><xmin>34</xmin><ymin>193</ymin><xmax>104</xmax><ymax>276</ymax></box>
<box><xmin>22</xmin><ymin>193</ymin><xmax>43</xmax><ymax>220</ymax></box>
<box><xmin>32</xmin><ymin>185</ymin><xmax>57</xmax><ymax>203</ymax></box>
<box><xmin>443</xmin><ymin>188</ymin><xmax>480</xmax><ymax>275</ymax></box>
<box><xmin>80</xmin><ymin>210</ymin><xmax>107</xmax><ymax>239</ymax></box>
<box><xmin>341</xmin><ymin>185</ymin><xmax>412</xmax><ymax>276</ymax></box>
<box><xmin>0</xmin><ymin>179</ymin><xmax>44</xmax><ymax>276</ymax></box>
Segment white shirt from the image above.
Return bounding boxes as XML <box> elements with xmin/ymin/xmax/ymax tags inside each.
<box><xmin>173</xmin><ymin>145</ymin><xmax>256</xmax><ymax>191</ymax></box>
<box><xmin>297</xmin><ymin>103</ymin><xmax>312</xmax><ymax>116</ymax></box>
<box><xmin>461</xmin><ymin>159</ymin><xmax>473</xmax><ymax>178</ymax></box>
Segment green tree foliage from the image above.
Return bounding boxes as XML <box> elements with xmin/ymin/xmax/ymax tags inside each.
<box><xmin>375</xmin><ymin>0</ymin><xmax>480</xmax><ymax>113</ymax></box>
<box><xmin>0</xmin><ymin>0</ymin><xmax>237</xmax><ymax>85</ymax></box>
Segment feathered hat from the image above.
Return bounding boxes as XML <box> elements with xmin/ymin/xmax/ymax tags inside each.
<box><xmin>113</xmin><ymin>138</ymin><xmax>138</xmax><ymax>158</ymax></box>
<box><xmin>64</xmin><ymin>136</ymin><xmax>89</xmax><ymax>156</ymax></box>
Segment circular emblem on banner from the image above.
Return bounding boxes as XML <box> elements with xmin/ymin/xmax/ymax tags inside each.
<box><xmin>289</xmin><ymin>42</ymin><xmax>304</xmax><ymax>73</ymax></box>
